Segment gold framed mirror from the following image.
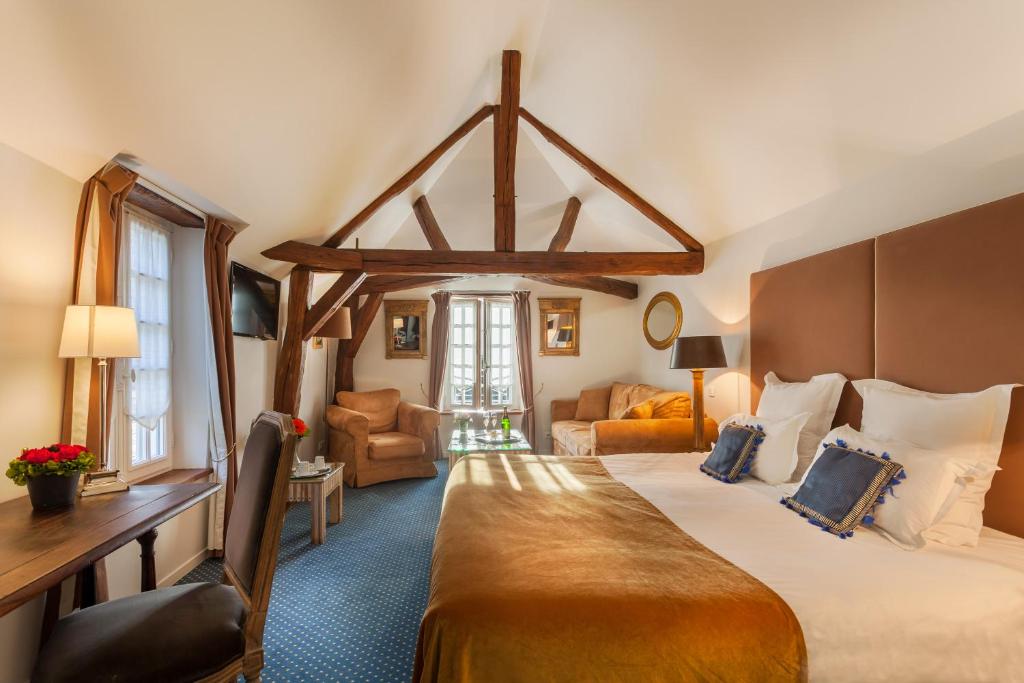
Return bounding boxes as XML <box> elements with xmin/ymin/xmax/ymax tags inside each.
<box><xmin>384</xmin><ymin>299</ymin><xmax>428</xmax><ymax>359</ymax></box>
<box><xmin>643</xmin><ymin>291</ymin><xmax>682</xmax><ymax>349</ymax></box>
<box><xmin>538</xmin><ymin>297</ymin><xmax>580</xmax><ymax>356</ymax></box>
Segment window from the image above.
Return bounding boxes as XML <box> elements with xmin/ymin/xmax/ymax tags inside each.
<box><xmin>117</xmin><ymin>208</ymin><xmax>173</xmax><ymax>472</ymax></box>
<box><xmin>446</xmin><ymin>296</ymin><xmax>517</xmax><ymax>411</ymax></box>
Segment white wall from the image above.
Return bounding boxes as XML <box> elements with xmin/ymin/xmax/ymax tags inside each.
<box><xmin>233</xmin><ymin>273</ymin><xmax>327</xmax><ymax>462</ymax></box>
<box><xmin>637</xmin><ymin>111</ymin><xmax>1024</xmax><ymax>422</ymax></box>
<box><xmin>0</xmin><ymin>142</ymin><xmax>80</xmax><ymax>683</ymax></box>
<box><xmin>354</xmin><ymin>277</ymin><xmax>643</xmax><ymax>452</ymax></box>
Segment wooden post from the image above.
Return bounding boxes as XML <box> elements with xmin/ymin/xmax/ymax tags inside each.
<box><xmin>274</xmin><ymin>268</ymin><xmax>313</xmax><ymax>416</ymax></box>
<box><xmin>494</xmin><ymin>50</ymin><xmax>520</xmax><ymax>252</ymax></box>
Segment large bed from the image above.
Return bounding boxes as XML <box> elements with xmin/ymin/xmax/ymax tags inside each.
<box><xmin>415</xmin><ymin>194</ymin><xmax>1024</xmax><ymax>682</ymax></box>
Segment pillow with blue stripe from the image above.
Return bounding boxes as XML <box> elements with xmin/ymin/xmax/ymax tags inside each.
<box><xmin>781</xmin><ymin>439</ymin><xmax>905</xmax><ymax>538</ymax></box>
<box><xmin>700</xmin><ymin>424</ymin><xmax>765</xmax><ymax>483</ymax></box>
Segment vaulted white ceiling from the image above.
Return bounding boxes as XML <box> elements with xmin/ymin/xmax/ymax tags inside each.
<box><xmin>3</xmin><ymin>1</ymin><xmax>1023</xmax><ymax>278</ymax></box>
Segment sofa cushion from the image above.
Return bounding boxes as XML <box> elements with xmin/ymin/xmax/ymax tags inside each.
<box><xmin>368</xmin><ymin>431</ymin><xmax>425</xmax><ymax>461</ymax></box>
<box><xmin>338</xmin><ymin>388</ymin><xmax>400</xmax><ymax>434</ymax></box>
<box><xmin>624</xmin><ymin>401</ymin><xmax>655</xmax><ymax>419</ymax></box>
<box><xmin>574</xmin><ymin>385</ymin><xmax>612</xmax><ymax>421</ymax></box>
<box><xmin>609</xmin><ymin>382</ymin><xmax>663</xmax><ymax>419</ymax></box>
<box><xmin>552</xmin><ymin>420</ymin><xmax>591</xmax><ymax>445</ymax></box>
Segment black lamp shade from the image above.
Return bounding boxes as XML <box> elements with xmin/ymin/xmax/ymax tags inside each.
<box><xmin>669</xmin><ymin>335</ymin><xmax>727</xmax><ymax>370</ymax></box>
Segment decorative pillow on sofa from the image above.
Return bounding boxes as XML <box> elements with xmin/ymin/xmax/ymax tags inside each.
<box><xmin>624</xmin><ymin>392</ymin><xmax>692</xmax><ymax>420</ymax></box>
<box><xmin>852</xmin><ymin>379</ymin><xmax>1018</xmax><ymax>547</ymax></box>
<box><xmin>722</xmin><ymin>412</ymin><xmax>810</xmax><ymax>484</ymax></box>
<box><xmin>700</xmin><ymin>424</ymin><xmax>765</xmax><ymax>483</ymax></box>
<box><xmin>781</xmin><ymin>437</ymin><xmax>904</xmax><ymax>539</ymax></box>
<box><xmin>575</xmin><ymin>385</ymin><xmax>612</xmax><ymax>422</ymax></box>
<box><xmin>609</xmin><ymin>382</ymin><xmax>661</xmax><ymax>419</ymax></box>
<box><xmin>756</xmin><ymin>372</ymin><xmax>847</xmax><ymax>482</ymax></box>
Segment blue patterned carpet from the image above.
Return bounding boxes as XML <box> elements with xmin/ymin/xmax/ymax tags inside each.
<box><xmin>179</xmin><ymin>463</ymin><xmax>448</xmax><ymax>682</ymax></box>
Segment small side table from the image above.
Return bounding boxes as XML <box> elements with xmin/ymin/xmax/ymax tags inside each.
<box><xmin>447</xmin><ymin>429</ymin><xmax>533</xmax><ymax>469</ymax></box>
<box><xmin>288</xmin><ymin>463</ymin><xmax>344</xmax><ymax>545</ymax></box>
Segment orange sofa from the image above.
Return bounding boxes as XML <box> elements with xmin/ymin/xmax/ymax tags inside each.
<box><xmin>550</xmin><ymin>382</ymin><xmax>719</xmax><ymax>456</ymax></box>
<box><xmin>326</xmin><ymin>388</ymin><xmax>439</xmax><ymax>487</ymax></box>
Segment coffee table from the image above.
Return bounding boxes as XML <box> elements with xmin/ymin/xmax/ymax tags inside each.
<box><xmin>288</xmin><ymin>463</ymin><xmax>344</xmax><ymax>545</ymax></box>
<box><xmin>447</xmin><ymin>429</ymin><xmax>533</xmax><ymax>469</ymax></box>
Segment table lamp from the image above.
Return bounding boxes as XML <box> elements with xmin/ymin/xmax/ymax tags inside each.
<box><xmin>59</xmin><ymin>305</ymin><xmax>140</xmax><ymax>496</ymax></box>
<box><xmin>669</xmin><ymin>335</ymin><xmax>727</xmax><ymax>451</ymax></box>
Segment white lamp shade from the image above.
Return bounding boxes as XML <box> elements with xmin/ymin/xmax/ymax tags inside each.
<box><xmin>58</xmin><ymin>305</ymin><xmax>140</xmax><ymax>359</ymax></box>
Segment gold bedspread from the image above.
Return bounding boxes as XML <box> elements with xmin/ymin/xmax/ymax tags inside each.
<box><xmin>414</xmin><ymin>454</ymin><xmax>807</xmax><ymax>683</ymax></box>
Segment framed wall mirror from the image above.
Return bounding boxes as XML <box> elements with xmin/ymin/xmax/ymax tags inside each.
<box><xmin>539</xmin><ymin>297</ymin><xmax>580</xmax><ymax>356</ymax></box>
<box><xmin>384</xmin><ymin>300</ymin><xmax>428</xmax><ymax>359</ymax></box>
<box><xmin>643</xmin><ymin>291</ymin><xmax>683</xmax><ymax>349</ymax></box>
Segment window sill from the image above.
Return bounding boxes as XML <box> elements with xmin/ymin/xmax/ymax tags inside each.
<box><xmin>441</xmin><ymin>409</ymin><xmax>524</xmax><ymax>416</ymax></box>
<box><xmin>137</xmin><ymin>468</ymin><xmax>214</xmax><ymax>485</ymax></box>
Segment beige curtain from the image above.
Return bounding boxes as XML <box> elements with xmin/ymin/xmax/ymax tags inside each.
<box><xmin>428</xmin><ymin>291</ymin><xmax>451</xmax><ymax>459</ymax></box>
<box><xmin>61</xmin><ymin>163</ymin><xmax>138</xmax><ymax>455</ymax></box>
<box><xmin>511</xmin><ymin>291</ymin><xmax>535</xmax><ymax>448</ymax></box>
<box><xmin>204</xmin><ymin>217</ymin><xmax>238</xmax><ymax>548</ymax></box>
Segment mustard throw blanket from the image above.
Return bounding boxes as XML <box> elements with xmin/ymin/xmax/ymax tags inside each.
<box><xmin>415</xmin><ymin>454</ymin><xmax>807</xmax><ymax>682</ymax></box>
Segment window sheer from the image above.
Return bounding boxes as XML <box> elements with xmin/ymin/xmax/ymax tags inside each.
<box><xmin>120</xmin><ymin>209</ymin><xmax>172</xmax><ymax>467</ymax></box>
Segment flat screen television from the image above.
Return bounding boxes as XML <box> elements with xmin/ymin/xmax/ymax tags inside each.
<box><xmin>231</xmin><ymin>262</ymin><xmax>280</xmax><ymax>340</ymax></box>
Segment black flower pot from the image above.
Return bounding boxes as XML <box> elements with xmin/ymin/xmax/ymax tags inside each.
<box><xmin>26</xmin><ymin>473</ymin><xmax>80</xmax><ymax>511</ymax></box>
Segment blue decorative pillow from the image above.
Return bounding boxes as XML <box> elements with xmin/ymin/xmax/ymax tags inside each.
<box><xmin>700</xmin><ymin>424</ymin><xmax>764</xmax><ymax>483</ymax></box>
<box><xmin>781</xmin><ymin>439</ymin><xmax>906</xmax><ymax>539</ymax></box>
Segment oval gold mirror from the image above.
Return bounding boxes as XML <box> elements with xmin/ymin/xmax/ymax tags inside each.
<box><xmin>643</xmin><ymin>291</ymin><xmax>682</xmax><ymax>350</ymax></box>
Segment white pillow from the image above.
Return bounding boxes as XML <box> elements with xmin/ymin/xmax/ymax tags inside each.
<box><xmin>722</xmin><ymin>412</ymin><xmax>811</xmax><ymax>484</ymax></box>
<box><xmin>852</xmin><ymin>379</ymin><xmax>1018</xmax><ymax>546</ymax></box>
<box><xmin>817</xmin><ymin>425</ymin><xmax>986</xmax><ymax>550</ymax></box>
<box><xmin>756</xmin><ymin>372</ymin><xmax>847</xmax><ymax>482</ymax></box>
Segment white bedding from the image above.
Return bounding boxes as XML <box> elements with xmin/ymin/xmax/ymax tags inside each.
<box><xmin>601</xmin><ymin>452</ymin><xmax>1024</xmax><ymax>683</ymax></box>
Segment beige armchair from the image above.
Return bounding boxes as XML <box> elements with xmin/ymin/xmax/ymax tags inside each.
<box><xmin>326</xmin><ymin>388</ymin><xmax>440</xmax><ymax>488</ymax></box>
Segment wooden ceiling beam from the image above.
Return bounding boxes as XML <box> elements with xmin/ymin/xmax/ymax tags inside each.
<box><xmin>520</xmin><ymin>108</ymin><xmax>704</xmax><ymax>253</ymax></box>
<box><xmin>273</xmin><ymin>267</ymin><xmax>312</xmax><ymax>415</ymax></box>
<box><xmin>526</xmin><ymin>275</ymin><xmax>638</xmax><ymax>300</ymax></box>
<box><xmin>321</xmin><ymin>104</ymin><xmax>496</xmax><ymax>249</ymax></box>
<box><xmin>494</xmin><ymin>50</ymin><xmax>520</xmax><ymax>252</ymax></box>
<box><xmin>303</xmin><ymin>270</ymin><xmax>367</xmax><ymax>340</ymax></box>
<box><xmin>412</xmin><ymin>196</ymin><xmax>451</xmax><ymax>250</ymax></box>
<box><xmin>263</xmin><ymin>241</ymin><xmax>703</xmax><ymax>276</ymax></box>
<box><xmin>354</xmin><ymin>274</ymin><xmax>471</xmax><ymax>295</ymax></box>
<box><xmin>548</xmin><ymin>196</ymin><xmax>581</xmax><ymax>252</ymax></box>
<box><xmin>346</xmin><ymin>293</ymin><xmax>383</xmax><ymax>358</ymax></box>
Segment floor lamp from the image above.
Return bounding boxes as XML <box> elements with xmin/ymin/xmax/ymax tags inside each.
<box><xmin>669</xmin><ymin>335</ymin><xmax>727</xmax><ymax>452</ymax></box>
<box><xmin>318</xmin><ymin>306</ymin><xmax>353</xmax><ymax>453</ymax></box>
<box><xmin>58</xmin><ymin>305</ymin><xmax>140</xmax><ymax>496</ymax></box>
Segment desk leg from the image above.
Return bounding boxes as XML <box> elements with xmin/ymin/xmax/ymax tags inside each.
<box><xmin>327</xmin><ymin>483</ymin><xmax>342</xmax><ymax>524</ymax></box>
<box><xmin>38</xmin><ymin>583</ymin><xmax>61</xmax><ymax>653</ymax></box>
<box><xmin>138</xmin><ymin>529</ymin><xmax>158</xmax><ymax>591</ymax></box>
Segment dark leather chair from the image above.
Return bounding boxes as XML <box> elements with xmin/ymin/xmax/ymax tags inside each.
<box><xmin>32</xmin><ymin>411</ymin><xmax>298</xmax><ymax>683</ymax></box>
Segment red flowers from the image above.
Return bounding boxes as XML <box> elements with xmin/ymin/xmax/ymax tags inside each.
<box><xmin>20</xmin><ymin>444</ymin><xmax>87</xmax><ymax>464</ymax></box>
<box><xmin>293</xmin><ymin>418</ymin><xmax>310</xmax><ymax>440</ymax></box>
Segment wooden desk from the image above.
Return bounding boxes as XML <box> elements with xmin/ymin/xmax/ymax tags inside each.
<box><xmin>0</xmin><ymin>483</ymin><xmax>219</xmax><ymax>634</ymax></box>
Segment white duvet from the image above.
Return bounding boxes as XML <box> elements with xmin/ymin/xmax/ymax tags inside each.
<box><xmin>601</xmin><ymin>452</ymin><xmax>1024</xmax><ymax>683</ymax></box>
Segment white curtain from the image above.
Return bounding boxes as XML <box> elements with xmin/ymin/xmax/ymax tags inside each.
<box><xmin>124</xmin><ymin>212</ymin><xmax>172</xmax><ymax>429</ymax></box>
<box><xmin>205</xmin><ymin>291</ymin><xmax>229</xmax><ymax>551</ymax></box>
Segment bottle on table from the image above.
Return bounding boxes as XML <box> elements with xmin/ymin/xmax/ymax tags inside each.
<box><xmin>501</xmin><ymin>407</ymin><xmax>511</xmax><ymax>439</ymax></box>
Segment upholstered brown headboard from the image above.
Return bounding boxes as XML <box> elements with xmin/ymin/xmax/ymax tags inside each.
<box><xmin>751</xmin><ymin>194</ymin><xmax>1024</xmax><ymax>538</ymax></box>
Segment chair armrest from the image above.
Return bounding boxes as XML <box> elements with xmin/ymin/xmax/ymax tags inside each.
<box><xmin>325</xmin><ymin>405</ymin><xmax>369</xmax><ymax>438</ymax></box>
<box><xmin>397</xmin><ymin>401</ymin><xmax>440</xmax><ymax>444</ymax></box>
<box><xmin>591</xmin><ymin>417</ymin><xmax>719</xmax><ymax>456</ymax></box>
<box><xmin>550</xmin><ymin>399</ymin><xmax>579</xmax><ymax>424</ymax></box>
